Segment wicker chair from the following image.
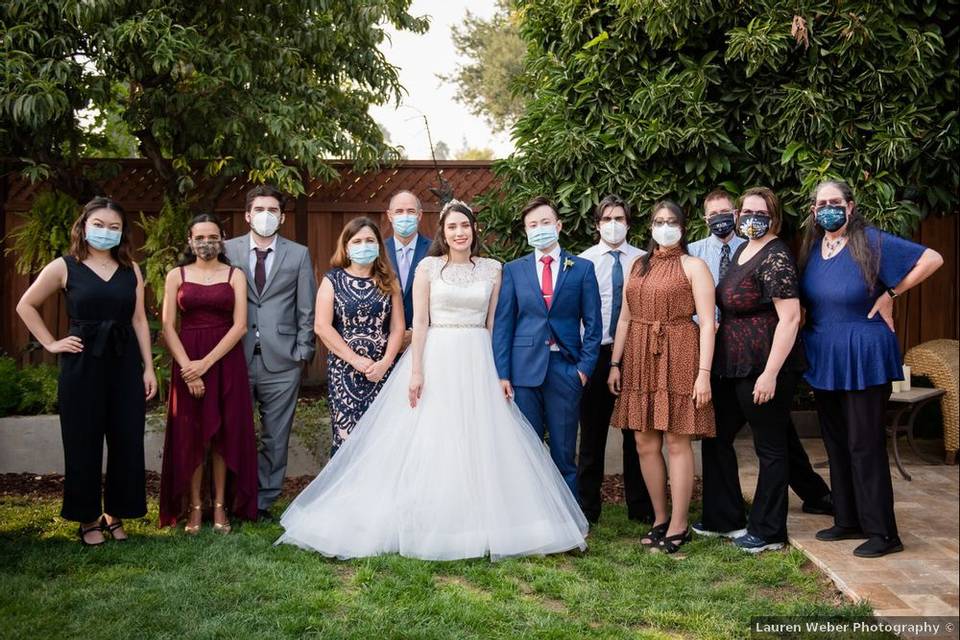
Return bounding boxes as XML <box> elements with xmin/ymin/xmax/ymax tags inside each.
<box><xmin>904</xmin><ymin>339</ymin><xmax>959</xmax><ymax>464</ymax></box>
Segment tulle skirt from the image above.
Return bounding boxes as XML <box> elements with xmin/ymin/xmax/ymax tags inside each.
<box><xmin>276</xmin><ymin>327</ymin><xmax>588</xmax><ymax>561</ymax></box>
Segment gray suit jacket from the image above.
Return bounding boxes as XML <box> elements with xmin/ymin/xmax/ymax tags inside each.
<box><xmin>224</xmin><ymin>233</ymin><xmax>317</xmax><ymax>373</ymax></box>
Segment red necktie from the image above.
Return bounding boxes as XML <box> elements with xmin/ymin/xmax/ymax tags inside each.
<box><xmin>540</xmin><ymin>255</ymin><xmax>554</xmax><ymax>309</ymax></box>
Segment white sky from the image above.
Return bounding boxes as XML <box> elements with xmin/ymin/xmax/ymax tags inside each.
<box><xmin>370</xmin><ymin>0</ymin><xmax>515</xmax><ymax>160</ymax></box>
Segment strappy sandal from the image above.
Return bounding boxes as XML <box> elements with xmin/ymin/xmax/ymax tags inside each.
<box><xmin>212</xmin><ymin>502</ymin><xmax>231</xmax><ymax>535</ymax></box>
<box><xmin>184</xmin><ymin>504</ymin><xmax>202</xmax><ymax>535</ymax></box>
<box><xmin>655</xmin><ymin>528</ymin><xmax>692</xmax><ymax>554</ymax></box>
<box><xmin>78</xmin><ymin>522</ymin><xmax>105</xmax><ymax>546</ymax></box>
<box><xmin>640</xmin><ymin>520</ymin><xmax>671</xmax><ymax>548</ymax></box>
<box><xmin>100</xmin><ymin>516</ymin><xmax>127</xmax><ymax>542</ymax></box>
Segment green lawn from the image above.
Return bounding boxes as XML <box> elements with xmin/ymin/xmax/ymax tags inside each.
<box><xmin>0</xmin><ymin>497</ymin><xmax>889</xmax><ymax>640</ymax></box>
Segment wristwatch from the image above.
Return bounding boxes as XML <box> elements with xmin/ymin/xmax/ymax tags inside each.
<box><xmin>610</xmin><ymin>361</ymin><xmax>621</xmax><ymax>368</ymax></box>
<box><xmin>886</xmin><ymin>287</ymin><xmax>899</xmax><ymax>299</ymax></box>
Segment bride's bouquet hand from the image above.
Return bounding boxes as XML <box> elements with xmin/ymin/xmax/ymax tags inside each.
<box><xmin>408</xmin><ymin>372</ymin><xmax>424</xmax><ymax>408</ymax></box>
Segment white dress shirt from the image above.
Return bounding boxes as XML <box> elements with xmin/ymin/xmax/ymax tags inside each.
<box><xmin>249</xmin><ymin>234</ymin><xmax>279</xmax><ymax>280</ymax></box>
<box><xmin>580</xmin><ymin>241</ymin><xmax>645</xmax><ymax>345</ymax></box>
<box><xmin>394</xmin><ymin>233</ymin><xmax>418</xmax><ymax>291</ymax></box>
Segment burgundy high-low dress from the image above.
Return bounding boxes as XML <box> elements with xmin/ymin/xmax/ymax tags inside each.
<box><xmin>159</xmin><ymin>266</ymin><xmax>258</xmax><ymax>526</ymax></box>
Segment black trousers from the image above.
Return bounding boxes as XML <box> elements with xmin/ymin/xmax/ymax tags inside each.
<box><xmin>702</xmin><ymin>372</ymin><xmax>805</xmax><ymax>542</ymax></box>
<box><xmin>814</xmin><ymin>384</ymin><xmax>897</xmax><ymax>538</ymax></box>
<box><xmin>577</xmin><ymin>344</ymin><xmax>653</xmax><ymax>522</ymax></box>
<box><xmin>58</xmin><ymin>344</ymin><xmax>147</xmax><ymax>523</ymax></box>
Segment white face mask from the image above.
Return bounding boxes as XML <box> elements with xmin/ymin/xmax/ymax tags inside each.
<box><xmin>651</xmin><ymin>225</ymin><xmax>682</xmax><ymax>247</ymax></box>
<box><xmin>599</xmin><ymin>221</ymin><xmax>627</xmax><ymax>245</ymax></box>
<box><xmin>251</xmin><ymin>211</ymin><xmax>281</xmax><ymax>237</ymax></box>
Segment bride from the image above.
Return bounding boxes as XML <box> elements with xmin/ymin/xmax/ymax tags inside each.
<box><xmin>276</xmin><ymin>200</ymin><xmax>588</xmax><ymax>561</ymax></box>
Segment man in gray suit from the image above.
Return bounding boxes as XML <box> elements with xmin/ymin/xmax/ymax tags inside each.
<box><xmin>224</xmin><ymin>185</ymin><xmax>317</xmax><ymax>520</ymax></box>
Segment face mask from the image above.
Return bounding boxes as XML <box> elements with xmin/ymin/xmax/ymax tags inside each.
<box><xmin>738</xmin><ymin>214</ymin><xmax>770</xmax><ymax>239</ymax></box>
<box><xmin>392</xmin><ymin>214</ymin><xmax>419</xmax><ymax>238</ymax></box>
<box><xmin>526</xmin><ymin>224</ymin><xmax>559</xmax><ymax>250</ymax></box>
<box><xmin>815</xmin><ymin>205</ymin><xmax>847</xmax><ymax>232</ymax></box>
<box><xmin>193</xmin><ymin>240</ymin><xmax>221</xmax><ymax>261</ymax></box>
<box><xmin>86</xmin><ymin>226</ymin><xmax>122</xmax><ymax>251</ymax></box>
<box><xmin>651</xmin><ymin>225</ymin><xmax>682</xmax><ymax>247</ymax></box>
<box><xmin>599</xmin><ymin>221</ymin><xmax>627</xmax><ymax>245</ymax></box>
<box><xmin>251</xmin><ymin>211</ymin><xmax>281</xmax><ymax>237</ymax></box>
<box><xmin>708</xmin><ymin>213</ymin><xmax>736</xmax><ymax>238</ymax></box>
<box><xmin>348</xmin><ymin>243</ymin><xmax>379</xmax><ymax>265</ymax></box>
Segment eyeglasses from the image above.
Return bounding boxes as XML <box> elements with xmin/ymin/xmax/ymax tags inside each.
<box><xmin>739</xmin><ymin>210</ymin><xmax>770</xmax><ymax>216</ymax></box>
<box><xmin>710</xmin><ymin>209</ymin><xmax>737</xmax><ymax>217</ymax></box>
<box><xmin>815</xmin><ymin>199</ymin><xmax>846</xmax><ymax>208</ymax></box>
<box><xmin>651</xmin><ymin>220</ymin><xmax>680</xmax><ymax>228</ymax></box>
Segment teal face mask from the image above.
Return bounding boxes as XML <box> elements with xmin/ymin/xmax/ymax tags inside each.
<box><xmin>86</xmin><ymin>226</ymin><xmax>122</xmax><ymax>250</ymax></box>
<box><xmin>348</xmin><ymin>243</ymin><xmax>379</xmax><ymax>265</ymax></box>
<box><xmin>526</xmin><ymin>225</ymin><xmax>559</xmax><ymax>250</ymax></box>
<box><xmin>392</xmin><ymin>214</ymin><xmax>419</xmax><ymax>238</ymax></box>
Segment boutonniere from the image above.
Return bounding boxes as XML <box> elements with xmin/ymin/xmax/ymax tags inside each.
<box><xmin>563</xmin><ymin>257</ymin><xmax>575</xmax><ymax>271</ymax></box>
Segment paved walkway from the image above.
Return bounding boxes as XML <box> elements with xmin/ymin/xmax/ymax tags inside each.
<box><xmin>737</xmin><ymin>437</ymin><xmax>959</xmax><ymax>621</ymax></box>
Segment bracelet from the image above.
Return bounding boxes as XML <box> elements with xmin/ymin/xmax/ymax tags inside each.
<box><xmin>699</xmin><ymin>368</ymin><xmax>711</xmax><ymax>373</ymax></box>
<box><xmin>886</xmin><ymin>287</ymin><xmax>898</xmax><ymax>299</ymax></box>
<box><xmin>610</xmin><ymin>362</ymin><xmax>621</xmax><ymax>368</ymax></box>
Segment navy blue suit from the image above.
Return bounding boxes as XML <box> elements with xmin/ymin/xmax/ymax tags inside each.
<box><xmin>493</xmin><ymin>250</ymin><xmax>603</xmax><ymax>495</ymax></box>
<box><xmin>385</xmin><ymin>234</ymin><xmax>432</xmax><ymax>328</ymax></box>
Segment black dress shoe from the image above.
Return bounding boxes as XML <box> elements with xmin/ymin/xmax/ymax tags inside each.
<box><xmin>815</xmin><ymin>525</ymin><xmax>869</xmax><ymax>541</ymax></box>
<box><xmin>854</xmin><ymin>536</ymin><xmax>904</xmax><ymax>558</ymax></box>
<box><xmin>802</xmin><ymin>494</ymin><xmax>835</xmax><ymax>516</ymax></box>
<box><xmin>257</xmin><ymin>509</ymin><xmax>275</xmax><ymax>523</ymax></box>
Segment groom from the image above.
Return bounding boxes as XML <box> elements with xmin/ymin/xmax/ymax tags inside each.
<box><xmin>493</xmin><ymin>196</ymin><xmax>603</xmax><ymax>495</ymax></box>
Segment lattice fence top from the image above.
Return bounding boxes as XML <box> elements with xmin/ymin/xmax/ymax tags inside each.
<box><xmin>3</xmin><ymin>159</ymin><xmax>498</xmax><ymax>213</ymax></box>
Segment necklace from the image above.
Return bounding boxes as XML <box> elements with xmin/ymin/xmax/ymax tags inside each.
<box><xmin>823</xmin><ymin>235</ymin><xmax>846</xmax><ymax>258</ymax></box>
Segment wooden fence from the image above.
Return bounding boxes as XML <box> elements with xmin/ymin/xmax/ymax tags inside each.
<box><xmin>1</xmin><ymin>159</ymin><xmax>957</xmax><ymax>385</ymax></box>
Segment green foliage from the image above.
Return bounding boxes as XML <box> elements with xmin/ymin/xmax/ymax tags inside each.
<box><xmin>5</xmin><ymin>190</ymin><xmax>78</xmax><ymax>274</ymax></box>
<box><xmin>139</xmin><ymin>198</ymin><xmax>192</xmax><ymax>305</ymax></box>
<box><xmin>2</xmin><ymin>0</ymin><xmax>428</xmax><ymax>206</ymax></box>
<box><xmin>478</xmin><ymin>0</ymin><xmax>959</xmax><ymax>260</ymax></box>
<box><xmin>443</xmin><ymin>0</ymin><xmax>528</xmax><ymax>133</ymax></box>
<box><xmin>0</xmin><ymin>357</ymin><xmax>59</xmax><ymax>416</ymax></box>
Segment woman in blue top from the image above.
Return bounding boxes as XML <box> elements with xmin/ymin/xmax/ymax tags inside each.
<box><xmin>798</xmin><ymin>180</ymin><xmax>942</xmax><ymax>558</ymax></box>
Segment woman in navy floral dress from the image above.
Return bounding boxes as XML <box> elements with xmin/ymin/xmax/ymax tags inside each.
<box><xmin>315</xmin><ymin>217</ymin><xmax>405</xmax><ymax>455</ymax></box>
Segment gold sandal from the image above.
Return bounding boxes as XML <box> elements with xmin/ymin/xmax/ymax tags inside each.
<box><xmin>184</xmin><ymin>504</ymin><xmax>202</xmax><ymax>535</ymax></box>
<box><xmin>213</xmin><ymin>502</ymin><xmax>231</xmax><ymax>534</ymax></box>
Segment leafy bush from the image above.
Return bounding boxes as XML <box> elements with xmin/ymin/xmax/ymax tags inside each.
<box><xmin>5</xmin><ymin>190</ymin><xmax>78</xmax><ymax>274</ymax></box>
<box><xmin>477</xmin><ymin>0</ymin><xmax>958</xmax><ymax>260</ymax></box>
<box><xmin>0</xmin><ymin>357</ymin><xmax>59</xmax><ymax>417</ymax></box>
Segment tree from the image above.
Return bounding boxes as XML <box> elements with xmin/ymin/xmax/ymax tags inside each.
<box><xmin>455</xmin><ymin>137</ymin><xmax>494</xmax><ymax>160</ymax></box>
<box><xmin>477</xmin><ymin>0</ymin><xmax>958</xmax><ymax>261</ymax></box>
<box><xmin>443</xmin><ymin>0</ymin><xmax>527</xmax><ymax>133</ymax></box>
<box><xmin>433</xmin><ymin>140</ymin><xmax>451</xmax><ymax>160</ymax></box>
<box><xmin>2</xmin><ymin>0</ymin><xmax>428</xmax><ymax>292</ymax></box>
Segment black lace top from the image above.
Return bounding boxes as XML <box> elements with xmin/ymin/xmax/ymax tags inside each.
<box><xmin>714</xmin><ymin>238</ymin><xmax>805</xmax><ymax>378</ymax></box>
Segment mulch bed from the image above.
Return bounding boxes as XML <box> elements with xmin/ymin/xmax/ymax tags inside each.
<box><xmin>1</xmin><ymin>472</ymin><xmax>702</xmax><ymax>505</ymax></box>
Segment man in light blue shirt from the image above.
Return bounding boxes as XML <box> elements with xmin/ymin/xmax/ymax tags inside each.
<box><xmin>690</xmin><ymin>188</ymin><xmax>833</xmax><ymax>540</ymax></box>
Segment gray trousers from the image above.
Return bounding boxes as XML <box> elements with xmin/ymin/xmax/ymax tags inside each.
<box><xmin>248</xmin><ymin>355</ymin><xmax>302</xmax><ymax>511</ymax></box>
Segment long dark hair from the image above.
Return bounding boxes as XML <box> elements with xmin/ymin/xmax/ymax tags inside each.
<box><xmin>428</xmin><ymin>200</ymin><xmax>481</xmax><ymax>272</ymax></box>
<box><xmin>798</xmin><ymin>180</ymin><xmax>879</xmax><ymax>291</ymax></box>
<box><xmin>179</xmin><ymin>214</ymin><xmax>231</xmax><ymax>266</ymax></box>
<box><xmin>634</xmin><ymin>200</ymin><xmax>688</xmax><ymax>277</ymax></box>
<box><xmin>69</xmin><ymin>197</ymin><xmax>135</xmax><ymax>268</ymax></box>
<box><xmin>330</xmin><ymin>216</ymin><xmax>396</xmax><ymax>295</ymax></box>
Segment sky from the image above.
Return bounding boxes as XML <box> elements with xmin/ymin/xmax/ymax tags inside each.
<box><xmin>369</xmin><ymin>0</ymin><xmax>515</xmax><ymax>160</ymax></box>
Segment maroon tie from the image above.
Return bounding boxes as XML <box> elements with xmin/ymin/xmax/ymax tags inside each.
<box><xmin>255</xmin><ymin>248</ymin><xmax>272</xmax><ymax>293</ymax></box>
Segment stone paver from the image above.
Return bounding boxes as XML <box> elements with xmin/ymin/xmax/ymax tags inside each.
<box><xmin>736</xmin><ymin>437</ymin><xmax>959</xmax><ymax>623</ymax></box>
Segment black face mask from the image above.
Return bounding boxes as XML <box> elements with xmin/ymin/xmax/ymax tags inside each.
<box><xmin>708</xmin><ymin>213</ymin><xmax>736</xmax><ymax>238</ymax></box>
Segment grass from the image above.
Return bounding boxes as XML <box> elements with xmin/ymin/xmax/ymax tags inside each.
<box><xmin>0</xmin><ymin>497</ymin><xmax>887</xmax><ymax>640</ymax></box>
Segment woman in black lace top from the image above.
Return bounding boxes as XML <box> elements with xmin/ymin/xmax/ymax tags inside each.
<box><xmin>699</xmin><ymin>186</ymin><xmax>804</xmax><ymax>554</ymax></box>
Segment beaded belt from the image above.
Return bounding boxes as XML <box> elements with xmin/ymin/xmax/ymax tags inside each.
<box><xmin>430</xmin><ymin>322</ymin><xmax>486</xmax><ymax>329</ymax></box>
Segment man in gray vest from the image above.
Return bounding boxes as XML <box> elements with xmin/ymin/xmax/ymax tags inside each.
<box><xmin>225</xmin><ymin>185</ymin><xmax>317</xmax><ymax>520</ymax></box>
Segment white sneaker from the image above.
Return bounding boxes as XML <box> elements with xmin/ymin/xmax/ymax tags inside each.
<box><xmin>691</xmin><ymin>521</ymin><xmax>748</xmax><ymax>539</ymax></box>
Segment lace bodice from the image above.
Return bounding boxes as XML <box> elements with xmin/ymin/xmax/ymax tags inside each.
<box><xmin>415</xmin><ymin>256</ymin><xmax>502</xmax><ymax>327</ymax></box>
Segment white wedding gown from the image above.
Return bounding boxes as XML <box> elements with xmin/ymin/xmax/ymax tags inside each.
<box><xmin>276</xmin><ymin>256</ymin><xmax>588</xmax><ymax>561</ymax></box>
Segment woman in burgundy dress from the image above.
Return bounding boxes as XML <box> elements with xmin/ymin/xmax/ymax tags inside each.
<box><xmin>160</xmin><ymin>214</ymin><xmax>258</xmax><ymax>533</ymax></box>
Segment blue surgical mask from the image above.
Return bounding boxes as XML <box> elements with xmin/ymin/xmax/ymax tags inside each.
<box><xmin>348</xmin><ymin>243</ymin><xmax>379</xmax><ymax>265</ymax></box>
<box><xmin>392</xmin><ymin>214</ymin><xmax>418</xmax><ymax>238</ymax></box>
<box><xmin>86</xmin><ymin>226</ymin><xmax>122</xmax><ymax>250</ymax></box>
<box><xmin>527</xmin><ymin>225</ymin><xmax>559</xmax><ymax>250</ymax></box>
<box><xmin>815</xmin><ymin>205</ymin><xmax>847</xmax><ymax>232</ymax></box>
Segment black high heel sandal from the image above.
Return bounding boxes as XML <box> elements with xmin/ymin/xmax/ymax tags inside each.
<box><xmin>640</xmin><ymin>520</ymin><xmax>671</xmax><ymax>548</ymax></box>
<box><xmin>78</xmin><ymin>523</ymin><xmax>105</xmax><ymax>546</ymax></box>
<box><xmin>100</xmin><ymin>516</ymin><xmax>127</xmax><ymax>542</ymax></box>
<box><xmin>656</xmin><ymin>528</ymin><xmax>692</xmax><ymax>554</ymax></box>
